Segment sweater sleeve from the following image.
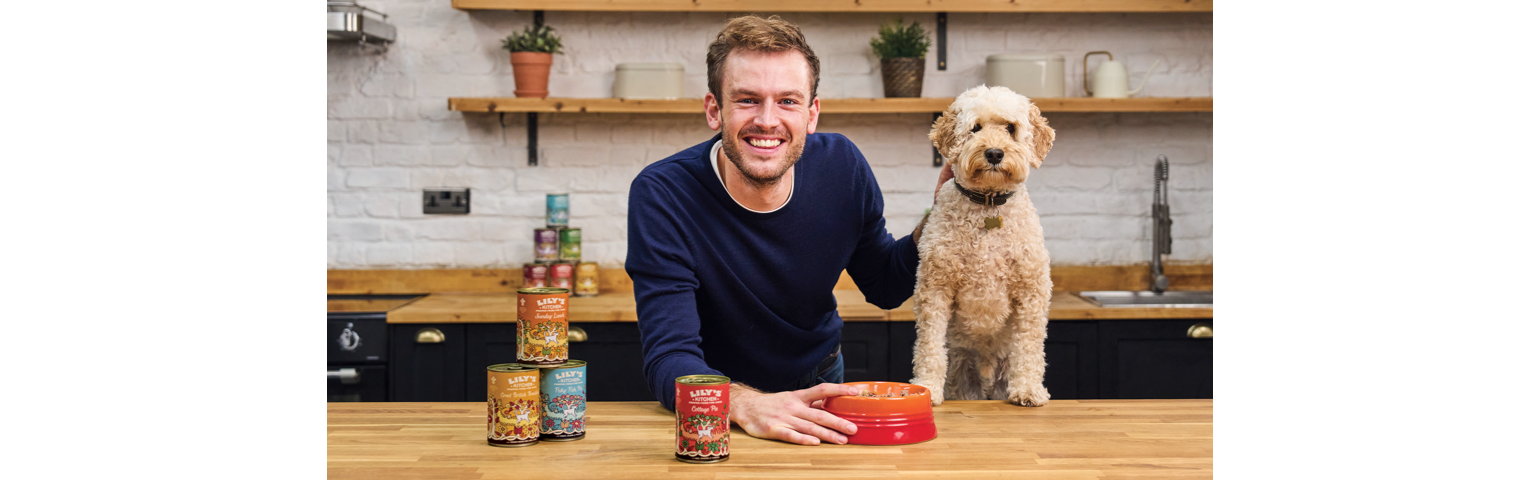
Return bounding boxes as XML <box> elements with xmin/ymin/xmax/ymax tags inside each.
<box><xmin>842</xmin><ymin>140</ymin><xmax>922</xmax><ymax>310</ymax></box>
<box><xmin>625</xmin><ymin>173</ymin><xmax>723</xmax><ymax>410</ymax></box>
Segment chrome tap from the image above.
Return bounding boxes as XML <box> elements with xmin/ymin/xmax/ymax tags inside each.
<box><xmin>1151</xmin><ymin>155</ymin><xmax>1173</xmax><ymax>294</ymax></box>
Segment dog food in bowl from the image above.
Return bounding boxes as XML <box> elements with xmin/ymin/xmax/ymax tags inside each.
<box><xmin>821</xmin><ymin>382</ymin><xmax>937</xmax><ymax>446</ymax></box>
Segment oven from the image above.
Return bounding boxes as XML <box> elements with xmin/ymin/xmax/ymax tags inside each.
<box><xmin>328</xmin><ymin>295</ymin><xmax>420</xmax><ymax>402</ymax></box>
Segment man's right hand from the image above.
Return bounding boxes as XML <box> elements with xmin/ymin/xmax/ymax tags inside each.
<box><xmin>729</xmin><ymin>383</ymin><xmax>859</xmax><ymax>446</ymax></box>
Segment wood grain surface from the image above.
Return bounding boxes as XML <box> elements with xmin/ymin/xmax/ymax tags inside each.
<box><xmin>328</xmin><ymin>400</ymin><xmax>1213</xmax><ymax>479</ymax></box>
<box><xmin>330</xmin><ymin>265</ymin><xmax>1212</xmax><ymax>295</ymax></box>
<box><xmin>448</xmin><ymin>97</ymin><xmax>1213</xmax><ymax>114</ymax></box>
<box><xmin>451</xmin><ymin>0</ymin><xmax>1214</xmax><ymax>12</ymax></box>
<box><xmin>388</xmin><ymin>291</ymin><xmax>1211</xmax><ymax>323</ymax></box>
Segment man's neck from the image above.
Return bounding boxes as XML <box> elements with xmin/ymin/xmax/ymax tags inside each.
<box><xmin>717</xmin><ymin>147</ymin><xmax>794</xmax><ymax>212</ymax></box>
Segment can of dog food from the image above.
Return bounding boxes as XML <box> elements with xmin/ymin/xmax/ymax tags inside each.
<box><xmin>487</xmin><ymin>363</ymin><xmax>541</xmax><ymax>447</ymax></box>
<box><xmin>534</xmin><ymin>228</ymin><xmax>560</xmax><ymax>263</ymax></box>
<box><xmin>675</xmin><ymin>375</ymin><xmax>730</xmax><ymax>463</ymax></box>
<box><xmin>574</xmin><ymin>262</ymin><xmax>600</xmax><ymax>297</ymax></box>
<box><xmin>539</xmin><ymin>359</ymin><xmax>587</xmax><ymax>441</ymax></box>
<box><xmin>546</xmin><ymin>193</ymin><xmax>569</xmax><ymax>228</ymax></box>
<box><xmin>522</xmin><ymin>263</ymin><xmax>549</xmax><ymax>288</ymax></box>
<box><xmin>549</xmin><ymin>262</ymin><xmax>574</xmax><ymax>290</ymax></box>
<box><xmin>559</xmin><ymin>228</ymin><xmax>582</xmax><ymax>262</ymax></box>
<box><xmin>517</xmin><ymin>287</ymin><xmax>569</xmax><ymax>366</ymax></box>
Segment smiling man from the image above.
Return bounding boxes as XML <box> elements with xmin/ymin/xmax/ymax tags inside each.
<box><xmin>626</xmin><ymin>15</ymin><xmax>951</xmax><ymax>446</ymax></box>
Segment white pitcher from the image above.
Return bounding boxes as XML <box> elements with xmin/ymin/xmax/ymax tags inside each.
<box><xmin>1084</xmin><ymin>51</ymin><xmax>1162</xmax><ymax>98</ymax></box>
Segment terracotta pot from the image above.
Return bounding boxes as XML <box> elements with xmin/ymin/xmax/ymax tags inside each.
<box><xmin>880</xmin><ymin>57</ymin><xmax>925</xmax><ymax>98</ymax></box>
<box><xmin>510</xmin><ymin>52</ymin><xmax>553</xmax><ymax>98</ymax></box>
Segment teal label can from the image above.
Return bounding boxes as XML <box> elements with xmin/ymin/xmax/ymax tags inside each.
<box><xmin>546</xmin><ymin>193</ymin><xmax>570</xmax><ymax>228</ymax></box>
<box><xmin>539</xmin><ymin>359</ymin><xmax>587</xmax><ymax>441</ymax></box>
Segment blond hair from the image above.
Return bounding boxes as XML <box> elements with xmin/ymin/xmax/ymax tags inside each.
<box><xmin>706</xmin><ymin>15</ymin><xmax>821</xmax><ymax>106</ymax></box>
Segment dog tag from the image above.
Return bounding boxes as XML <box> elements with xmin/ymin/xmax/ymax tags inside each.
<box><xmin>984</xmin><ymin>216</ymin><xmax>1002</xmax><ymax>229</ymax></box>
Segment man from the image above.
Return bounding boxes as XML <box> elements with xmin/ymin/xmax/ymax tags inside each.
<box><xmin>625</xmin><ymin>15</ymin><xmax>952</xmax><ymax>446</ymax></box>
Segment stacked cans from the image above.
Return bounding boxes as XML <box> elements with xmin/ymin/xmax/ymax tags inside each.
<box><xmin>487</xmin><ymin>287</ymin><xmax>588</xmax><ymax>447</ymax></box>
<box><xmin>526</xmin><ymin>194</ymin><xmax>596</xmax><ymax>296</ymax></box>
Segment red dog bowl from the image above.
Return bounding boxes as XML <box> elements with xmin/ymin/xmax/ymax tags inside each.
<box><xmin>821</xmin><ymin>382</ymin><xmax>937</xmax><ymax>445</ymax></box>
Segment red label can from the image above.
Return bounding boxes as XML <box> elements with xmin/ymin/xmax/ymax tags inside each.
<box><xmin>523</xmin><ymin>263</ymin><xmax>549</xmax><ymax>288</ymax></box>
<box><xmin>675</xmin><ymin>375</ymin><xmax>730</xmax><ymax>463</ymax></box>
<box><xmin>549</xmin><ymin>262</ymin><xmax>574</xmax><ymax>290</ymax></box>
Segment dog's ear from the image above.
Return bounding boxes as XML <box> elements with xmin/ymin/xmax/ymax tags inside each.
<box><xmin>929</xmin><ymin>108</ymin><xmax>959</xmax><ymax>161</ymax></box>
<box><xmin>1025</xmin><ymin>103</ymin><xmax>1054</xmax><ymax>169</ymax></box>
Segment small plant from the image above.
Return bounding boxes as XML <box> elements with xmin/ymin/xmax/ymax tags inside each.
<box><xmin>869</xmin><ymin>19</ymin><xmax>932</xmax><ymax>59</ymax></box>
<box><xmin>502</xmin><ymin>24</ymin><xmax>564</xmax><ymax>54</ymax></box>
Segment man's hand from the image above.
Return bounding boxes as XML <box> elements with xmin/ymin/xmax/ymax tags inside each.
<box><xmin>914</xmin><ymin>164</ymin><xmax>956</xmax><ymax>245</ymax></box>
<box><xmin>729</xmin><ymin>383</ymin><xmax>859</xmax><ymax>446</ymax></box>
<box><xmin>934</xmin><ymin>163</ymin><xmax>955</xmax><ymax>202</ymax></box>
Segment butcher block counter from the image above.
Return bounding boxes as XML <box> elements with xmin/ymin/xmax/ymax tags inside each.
<box><xmin>327</xmin><ymin>399</ymin><xmax>1213</xmax><ymax>479</ymax></box>
<box><xmin>384</xmin><ymin>291</ymin><xmax>1213</xmax><ymax>323</ymax></box>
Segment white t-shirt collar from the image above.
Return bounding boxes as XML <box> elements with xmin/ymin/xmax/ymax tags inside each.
<box><xmin>710</xmin><ymin>139</ymin><xmax>793</xmax><ymax>214</ymax></box>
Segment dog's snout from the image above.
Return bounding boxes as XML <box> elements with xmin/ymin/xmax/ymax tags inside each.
<box><xmin>985</xmin><ymin>148</ymin><xmax>1004</xmax><ymax>164</ymax></box>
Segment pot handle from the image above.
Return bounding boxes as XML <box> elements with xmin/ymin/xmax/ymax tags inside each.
<box><xmin>1083</xmin><ymin>51</ymin><xmax>1112</xmax><ymax>96</ymax></box>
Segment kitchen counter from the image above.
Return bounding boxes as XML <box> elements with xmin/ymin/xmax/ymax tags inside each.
<box><xmin>386</xmin><ymin>291</ymin><xmax>1213</xmax><ymax>324</ymax></box>
<box><xmin>328</xmin><ymin>399</ymin><xmax>1213</xmax><ymax>479</ymax></box>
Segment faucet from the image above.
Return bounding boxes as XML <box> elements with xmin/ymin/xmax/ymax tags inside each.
<box><xmin>1151</xmin><ymin>155</ymin><xmax>1172</xmax><ymax>294</ymax></box>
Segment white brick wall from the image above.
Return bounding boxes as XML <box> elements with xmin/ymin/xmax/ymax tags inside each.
<box><xmin>328</xmin><ymin>5</ymin><xmax>1212</xmax><ymax>268</ymax></box>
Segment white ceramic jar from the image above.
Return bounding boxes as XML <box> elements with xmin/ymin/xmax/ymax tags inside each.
<box><xmin>985</xmin><ymin>54</ymin><xmax>1066</xmax><ymax>98</ymax></box>
<box><xmin>613</xmin><ymin>63</ymin><xmax>685</xmax><ymax>99</ymax></box>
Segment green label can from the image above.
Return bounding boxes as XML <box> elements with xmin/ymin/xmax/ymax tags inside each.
<box><xmin>539</xmin><ymin>360</ymin><xmax>587</xmax><ymax>441</ymax></box>
<box><xmin>559</xmin><ymin>228</ymin><xmax>581</xmax><ymax>262</ymax></box>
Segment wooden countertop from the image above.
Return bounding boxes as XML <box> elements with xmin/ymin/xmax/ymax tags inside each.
<box><xmin>328</xmin><ymin>400</ymin><xmax>1213</xmax><ymax>479</ymax></box>
<box><xmin>386</xmin><ymin>291</ymin><xmax>1212</xmax><ymax>323</ymax></box>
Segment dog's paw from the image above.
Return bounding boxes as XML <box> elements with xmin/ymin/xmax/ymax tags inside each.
<box><xmin>911</xmin><ymin>379</ymin><xmax>945</xmax><ymax>406</ymax></box>
<box><xmin>1008</xmin><ymin>384</ymin><xmax>1050</xmax><ymax>407</ymax></box>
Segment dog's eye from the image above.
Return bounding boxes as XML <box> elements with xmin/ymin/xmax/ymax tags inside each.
<box><xmin>970</xmin><ymin>124</ymin><xmax>982</xmax><ymax>133</ymax></box>
<box><xmin>1007</xmin><ymin>123</ymin><xmax>1017</xmax><ymax>136</ymax></box>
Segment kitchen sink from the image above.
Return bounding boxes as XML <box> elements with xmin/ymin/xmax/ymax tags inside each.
<box><xmin>1074</xmin><ymin>291</ymin><xmax>1213</xmax><ymax>308</ymax></box>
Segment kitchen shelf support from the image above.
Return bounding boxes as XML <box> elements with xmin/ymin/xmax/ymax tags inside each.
<box><xmin>936</xmin><ymin>12</ymin><xmax>947</xmax><ymax>71</ymax></box>
<box><xmin>528</xmin><ymin>112</ymin><xmax>539</xmax><ymax>166</ymax></box>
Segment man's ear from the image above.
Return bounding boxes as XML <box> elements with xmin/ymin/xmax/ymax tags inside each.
<box><xmin>704</xmin><ymin>93</ymin><xmax>722</xmax><ymax>131</ymax></box>
<box><xmin>806</xmin><ymin>96</ymin><xmax>820</xmax><ymax>134</ymax></box>
<box><xmin>928</xmin><ymin>108</ymin><xmax>959</xmax><ymax>161</ymax></box>
<box><xmin>1026</xmin><ymin>103</ymin><xmax>1054</xmax><ymax>169</ymax></box>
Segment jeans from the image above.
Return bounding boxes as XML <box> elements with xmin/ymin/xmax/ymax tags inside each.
<box><xmin>791</xmin><ymin>348</ymin><xmax>845</xmax><ymax>390</ymax></box>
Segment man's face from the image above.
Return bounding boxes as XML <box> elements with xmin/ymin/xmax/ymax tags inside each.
<box><xmin>705</xmin><ymin>49</ymin><xmax>821</xmax><ymax>188</ymax></box>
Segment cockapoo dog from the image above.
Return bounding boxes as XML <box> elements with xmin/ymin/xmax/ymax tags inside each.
<box><xmin>911</xmin><ymin>85</ymin><xmax>1055</xmax><ymax>407</ymax></box>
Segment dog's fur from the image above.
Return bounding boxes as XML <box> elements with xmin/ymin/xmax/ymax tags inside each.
<box><xmin>911</xmin><ymin>85</ymin><xmax>1055</xmax><ymax>407</ymax></box>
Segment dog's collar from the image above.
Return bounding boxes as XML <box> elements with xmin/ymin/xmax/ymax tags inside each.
<box><xmin>953</xmin><ymin>182</ymin><xmax>1015</xmax><ymax>206</ymax></box>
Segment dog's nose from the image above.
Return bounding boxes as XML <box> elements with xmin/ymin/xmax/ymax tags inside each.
<box><xmin>985</xmin><ymin>148</ymin><xmax>1004</xmax><ymax>165</ymax></box>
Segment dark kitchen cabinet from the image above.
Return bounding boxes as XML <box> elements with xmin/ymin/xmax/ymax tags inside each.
<box><xmin>389</xmin><ymin>324</ymin><xmax>466</xmax><ymax>402</ymax></box>
<box><xmin>839</xmin><ymin>322</ymin><xmax>890</xmax><ymax>382</ymax></box>
<box><xmin>886</xmin><ymin>321</ymin><xmax>1099</xmax><ymax>400</ymax></box>
<box><xmin>1099</xmin><ymin>319</ymin><xmax>1213</xmax><ymax>399</ymax></box>
<box><xmin>465</xmin><ymin>322</ymin><xmax>652</xmax><ymax>402</ymax></box>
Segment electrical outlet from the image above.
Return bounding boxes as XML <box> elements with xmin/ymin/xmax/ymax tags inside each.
<box><xmin>423</xmin><ymin>188</ymin><xmax>470</xmax><ymax>214</ymax></box>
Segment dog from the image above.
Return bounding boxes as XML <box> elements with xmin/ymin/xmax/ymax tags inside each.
<box><xmin>910</xmin><ymin>85</ymin><xmax>1056</xmax><ymax>407</ymax></box>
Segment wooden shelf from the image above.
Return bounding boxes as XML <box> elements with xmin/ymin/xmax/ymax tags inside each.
<box><xmin>448</xmin><ymin>96</ymin><xmax>1212</xmax><ymax>114</ymax></box>
<box><xmin>450</xmin><ymin>0</ymin><xmax>1212</xmax><ymax>13</ymax></box>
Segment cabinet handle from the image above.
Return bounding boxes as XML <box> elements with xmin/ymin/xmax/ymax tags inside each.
<box><xmin>327</xmin><ymin>368</ymin><xmax>360</xmax><ymax>385</ymax></box>
<box><xmin>1187</xmin><ymin>323</ymin><xmax>1213</xmax><ymax>339</ymax></box>
<box><xmin>416</xmin><ymin>327</ymin><xmax>445</xmax><ymax>344</ymax></box>
<box><xmin>568</xmin><ymin>326</ymin><xmax>588</xmax><ymax>343</ymax></box>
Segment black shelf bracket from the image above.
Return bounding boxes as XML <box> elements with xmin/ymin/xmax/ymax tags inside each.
<box><xmin>528</xmin><ymin>10</ymin><xmax>544</xmax><ymax>166</ymax></box>
<box><xmin>936</xmin><ymin>12</ymin><xmax>947</xmax><ymax>71</ymax></box>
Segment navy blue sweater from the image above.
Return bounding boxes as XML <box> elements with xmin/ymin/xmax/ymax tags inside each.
<box><xmin>626</xmin><ymin>133</ymin><xmax>920</xmax><ymax>409</ymax></box>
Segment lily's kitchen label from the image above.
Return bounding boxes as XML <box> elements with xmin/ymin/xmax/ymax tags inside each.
<box><xmin>487</xmin><ymin>364</ymin><xmax>541</xmax><ymax>447</ymax></box>
<box><xmin>517</xmin><ymin>287</ymin><xmax>569</xmax><ymax>366</ymax></box>
<box><xmin>539</xmin><ymin>360</ymin><xmax>587</xmax><ymax>441</ymax></box>
<box><xmin>675</xmin><ymin>375</ymin><xmax>730</xmax><ymax>463</ymax></box>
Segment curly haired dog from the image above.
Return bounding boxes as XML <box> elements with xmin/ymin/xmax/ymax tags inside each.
<box><xmin>911</xmin><ymin>85</ymin><xmax>1055</xmax><ymax>407</ymax></box>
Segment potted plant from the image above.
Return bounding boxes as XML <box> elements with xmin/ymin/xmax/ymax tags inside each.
<box><xmin>870</xmin><ymin>19</ymin><xmax>932</xmax><ymax>98</ymax></box>
<box><xmin>501</xmin><ymin>25</ymin><xmax>564</xmax><ymax>98</ymax></box>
